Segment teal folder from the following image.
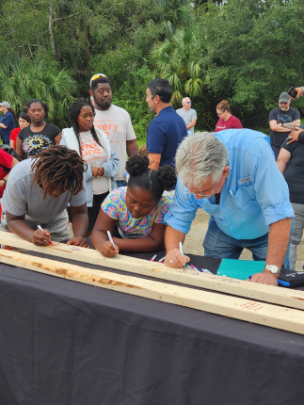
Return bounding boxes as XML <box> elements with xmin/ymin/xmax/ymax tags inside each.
<box><xmin>216</xmin><ymin>259</ymin><xmax>265</xmax><ymax>281</ymax></box>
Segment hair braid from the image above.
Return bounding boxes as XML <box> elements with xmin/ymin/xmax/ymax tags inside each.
<box><xmin>68</xmin><ymin>98</ymin><xmax>101</xmax><ymax>156</ymax></box>
<box><xmin>31</xmin><ymin>145</ymin><xmax>87</xmax><ymax>200</ymax></box>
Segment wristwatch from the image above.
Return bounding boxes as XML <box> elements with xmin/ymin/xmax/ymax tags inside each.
<box><xmin>1</xmin><ymin>179</ymin><xmax>6</xmax><ymax>185</ymax></box>
<box><xmin>265</xmin><ymin>264</ymin><xmax>281</xmax><ymax>275</ymax></box>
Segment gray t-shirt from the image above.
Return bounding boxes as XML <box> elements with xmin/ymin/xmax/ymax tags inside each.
<box><xmin>1</xmin><ymin>159</ymin><xmax>86</xmax><ymax>223</ymax></box>
<box><xmin>176</xmin><ymin>108</ymin><xmax>197</xmax><ymax>135</ymax></box>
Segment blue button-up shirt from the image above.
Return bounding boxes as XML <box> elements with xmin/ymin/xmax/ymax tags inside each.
<box><xmin>165</xmin><ymin>129</ymin><xmax>294</xmax><ymax>240</ymax></box>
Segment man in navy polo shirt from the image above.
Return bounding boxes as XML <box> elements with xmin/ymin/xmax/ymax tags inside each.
<box><xmin>146</xmin><ymin>79</ymin><xmax>187</xmax><ymax>170</ymax></box>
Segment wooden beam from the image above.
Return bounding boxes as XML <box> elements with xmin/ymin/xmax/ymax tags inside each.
<box><xmin>0</xmin><ymin>249</ymin><xmax>303</xmax><ymax>335</ymax></box>
<box><xmin>1</xmin><ymin>231</ymin><xmax>304</xmax><ymax>311</ymax></box>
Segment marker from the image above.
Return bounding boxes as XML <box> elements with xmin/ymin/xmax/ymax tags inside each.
<box><xmin>199</xmin><ymin>268</ymin><xmax>212</xmax><ymax>274</ymax></box>
<box><xmin>150</xmin><ymin>254</ymin><xmax>157</xmax><ymax>262</ymax></box>
<box><xmin>248</xmin><ymin>275</ymin><xmax>252</xmax><ymax>280</ymax></box>
<box><xmin>179</xmin><ymin>241</ymin><xmax>185</xmax><ymax>269</ymax></box>
<box><xmin>189</xmin><ymin>264</ymin><xmax>200</xmax><ymax>272</ymax></box>
<box><xmin>107</xmin><ymin>230</ymin><xmax>116</xmax><ymax>250</ymax></box>
<box><xmin>37</xmin><ymin>225</ymin><xmax>53</xmax><ymax>246</ymax></box>
<box><xmin>158</xmin><ymin>256</ymin><xmax>166</xmax><ymax>263</ymax></box>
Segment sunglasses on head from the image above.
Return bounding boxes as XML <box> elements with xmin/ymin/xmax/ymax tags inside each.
<box><xmin>90</xmin><ymin>73</ymin><xmax>108</xmax><ymax>86</ymax></box>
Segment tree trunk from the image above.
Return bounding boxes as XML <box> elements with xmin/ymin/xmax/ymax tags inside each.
<box><xmin>48</xmin><ymin>1</ymin><xmax>56</xmax><ymax>58</ymax></box>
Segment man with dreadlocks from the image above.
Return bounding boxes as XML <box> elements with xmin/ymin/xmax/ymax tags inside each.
<box><xmin>0</xmin><ymin>145</ymin><xmax>89</xmax><ymax>247</ymax></box>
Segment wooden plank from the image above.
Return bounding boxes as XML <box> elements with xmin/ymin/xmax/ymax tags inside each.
<box><xmin>0</xmin><ymin>249</ymin><xmax>303</xmax><ymax>335</ymax></box>
<box><xmin>1</xmin><ymin>231</ymin><xmax>304</xmax><ymax>311</ymax></box>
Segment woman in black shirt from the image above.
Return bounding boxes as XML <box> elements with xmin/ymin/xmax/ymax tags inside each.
<box><xmin>16</xmin><ymin>99</ymin><xmax>62</xmax><ymax>159</ymax></box>
<box><xmin>277</xmin><ymin>138</ymin><xmax>304</xmax><ymax>270</ymax></box>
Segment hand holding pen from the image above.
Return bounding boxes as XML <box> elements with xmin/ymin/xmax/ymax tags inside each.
<box><xmin>31</xmin><ymin>225</ymin><xmax>54</xmax><ymax>246</ymax></box>
<box><xmin>101</xmin><ymin>230</ymin><xmax>119</xmax><ymax>258</ymax></box>
<box><xmin>164</xmin><ymin>243</ymin><xmax>190</xmax><ymax>268</ymax></box>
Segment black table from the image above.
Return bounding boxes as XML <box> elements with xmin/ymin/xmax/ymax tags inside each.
<box><xmin>0</xmin><ymin>251</ymin><xmax>304</xmax><ymax>405</ymax></box>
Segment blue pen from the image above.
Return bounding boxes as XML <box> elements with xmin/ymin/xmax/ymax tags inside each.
<box><xmin>248</xmin><ymin>275</ymin><xmax>252</xmax><ymax>280</ymax></box>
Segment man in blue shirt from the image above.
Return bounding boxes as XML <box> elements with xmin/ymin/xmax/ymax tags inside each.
<box><xmin>146</xmin><ymin>79</ymin><xmax>187</xmax><ymax>170</ymax></box>
<box><xmin>164</xmin><ymin>129</ymin><xmax>294</xmax><ymax>286</ymax></box>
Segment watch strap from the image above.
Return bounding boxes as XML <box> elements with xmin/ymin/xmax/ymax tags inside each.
<box><xmin>265</xmin><ymin>264</ymin><xmax>281</xmax><ymax>275</ymax></box>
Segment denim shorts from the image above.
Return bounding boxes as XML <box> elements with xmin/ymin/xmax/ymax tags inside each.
<box><xmin>203</xmin><ymin>217</ymin><xmax>291</xmax><ymax>268</ymax></box>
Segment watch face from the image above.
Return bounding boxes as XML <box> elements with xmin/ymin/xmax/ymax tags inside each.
<box><xmin>266</xmin><ymin>265</ymin><xmax>280</xmax><ymax>274</ymax></box>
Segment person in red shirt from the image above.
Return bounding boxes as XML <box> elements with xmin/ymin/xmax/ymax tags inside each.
<box><xmin>214</xmin><ymin>100</ymin><xmax>243</xmax><ymax>132</ymax></box>
<box><xmin>10</xmin><ymin>112</ymin><xmax>31</xmax><ymax>150</ymax></box>
<box><xmin>0</xmin><ymin>148</ymin><xmax>19</xmax><ymax>217</ymax></box>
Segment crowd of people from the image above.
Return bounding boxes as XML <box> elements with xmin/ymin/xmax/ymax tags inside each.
<box><xmin>0</xmin><ymin>74</ymin><xmax>303</xmax><ymax>287</ymax></box>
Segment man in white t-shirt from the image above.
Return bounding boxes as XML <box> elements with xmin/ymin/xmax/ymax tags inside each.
<box><xmin>176</xmin><ymin>97</ymin><xmax>197</xmax><ymax>135</ymax></box>
<box><xmin>89</xmin><ymin>73</ymin><xmax>138</xmax><ymax>187</ymax></box>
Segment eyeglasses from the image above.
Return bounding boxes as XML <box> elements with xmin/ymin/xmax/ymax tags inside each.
<box><xmin>187</xmin><ymin>102</ymin><xmax>192</xmax><ymax>104</ymax></box>
<box><xmin>90</xmin><ymin>73</ymin><xmax>108</xmax><ymax>86</ymax></box>
<box><xmin>279</xmin><ymin>102</ymin><xmax>288</xmax><ymax>105</ymax></box>
<box><xmin>185</xmin><ymin>191</ymin><xmax>213</xmax><ymax>198</ymax></box>
<box><xmin>182</xmin><ymin>183</ymin><xmax>217</xmax><ymax>198</ymax></box>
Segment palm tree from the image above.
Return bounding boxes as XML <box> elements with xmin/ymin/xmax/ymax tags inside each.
<box><xmin>150</xmin><ymin>28</ymin><xmax>205</xmax><ymax>107</ymax></box>
<box><xmin>0</xmin><ymin>57</ymin><xmax>77</xmax><ymax>128</ymax></box>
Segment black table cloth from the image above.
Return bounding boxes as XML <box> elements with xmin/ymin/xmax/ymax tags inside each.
<box><xmin>0</xmin><ymin>251</ymin><xmax>304</xmax><ymax>405</ymax></box>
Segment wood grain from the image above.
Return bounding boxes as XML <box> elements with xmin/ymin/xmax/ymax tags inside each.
<box><xmin>0</xmin><ymin>248</ymin><xmax>303</xmax><ymax>335</ymax></box>
<box><xmin>1</xmin><ymin>231</ymin><xmax>304</xmax><ymax>311</ymax></box>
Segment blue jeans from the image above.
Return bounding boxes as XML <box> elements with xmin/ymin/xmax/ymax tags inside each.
<box><xmin>203</xmin><ymin>218</ymin><xmax>291</xmax><ymax>268</ymax></box>
<box><xmin>2</xmin><ymin>134</ymin><xmax>10</xmax><ymax>145</ymax></box>
<box><xmin>116</xmin><ymin>180</ymin><xmax>126</xmax><ymax>188</ymax></box>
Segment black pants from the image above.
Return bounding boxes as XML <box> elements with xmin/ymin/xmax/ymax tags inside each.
<box><xmin>271</xmin><ymin>144</ymin><xmax>281</xmax><ymax>161</ymax></box>
<box><xmin>88</xmin><ymin>192</ymin><xmax>109</xmax><ymax>232</ymax></box>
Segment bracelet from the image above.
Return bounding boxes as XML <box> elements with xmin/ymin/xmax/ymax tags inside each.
<box><xmin>1</xmin><ymin>179</ymin><xmax>6</xmax><ymax>185</ymax></box>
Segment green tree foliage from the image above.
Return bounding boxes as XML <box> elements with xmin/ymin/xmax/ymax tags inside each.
<box><xmin>89</xmin><ymin>0</ymin><xmax>193</xmax><ymax>90</ymax></box>
<box><xmin>150</xmin><ymin>28</ymin><xmax>204</xmax><ymax>107</ymax></box>
<box><xmin>0</xmin><ymin>58</ymin><xmax>77</xmax><ymax>128</ymax></box>
<box><xmin>196</xmin><ymin>0</ymin><xmax>304</xmax><ymax>128</ymax></box>
<box><xmin>1</xmin><ymin>0</ymin><xmax>304</xmax><ymax>133</ymax></box>
<box><xmin>0</xmin><ymin>0</ymin><xmax>193</xmax><ymax>132</ymax></box>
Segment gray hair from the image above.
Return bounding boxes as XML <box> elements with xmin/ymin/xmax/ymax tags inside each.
<box><xmin>175</xmin><ymin>132</ymin><xmax>229</xmax><ymax>188</ymax></box>
<box><xmin>182</xmin><ymin>97</ymin><xmax>189</xmax><ymax>104</ymax></box>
